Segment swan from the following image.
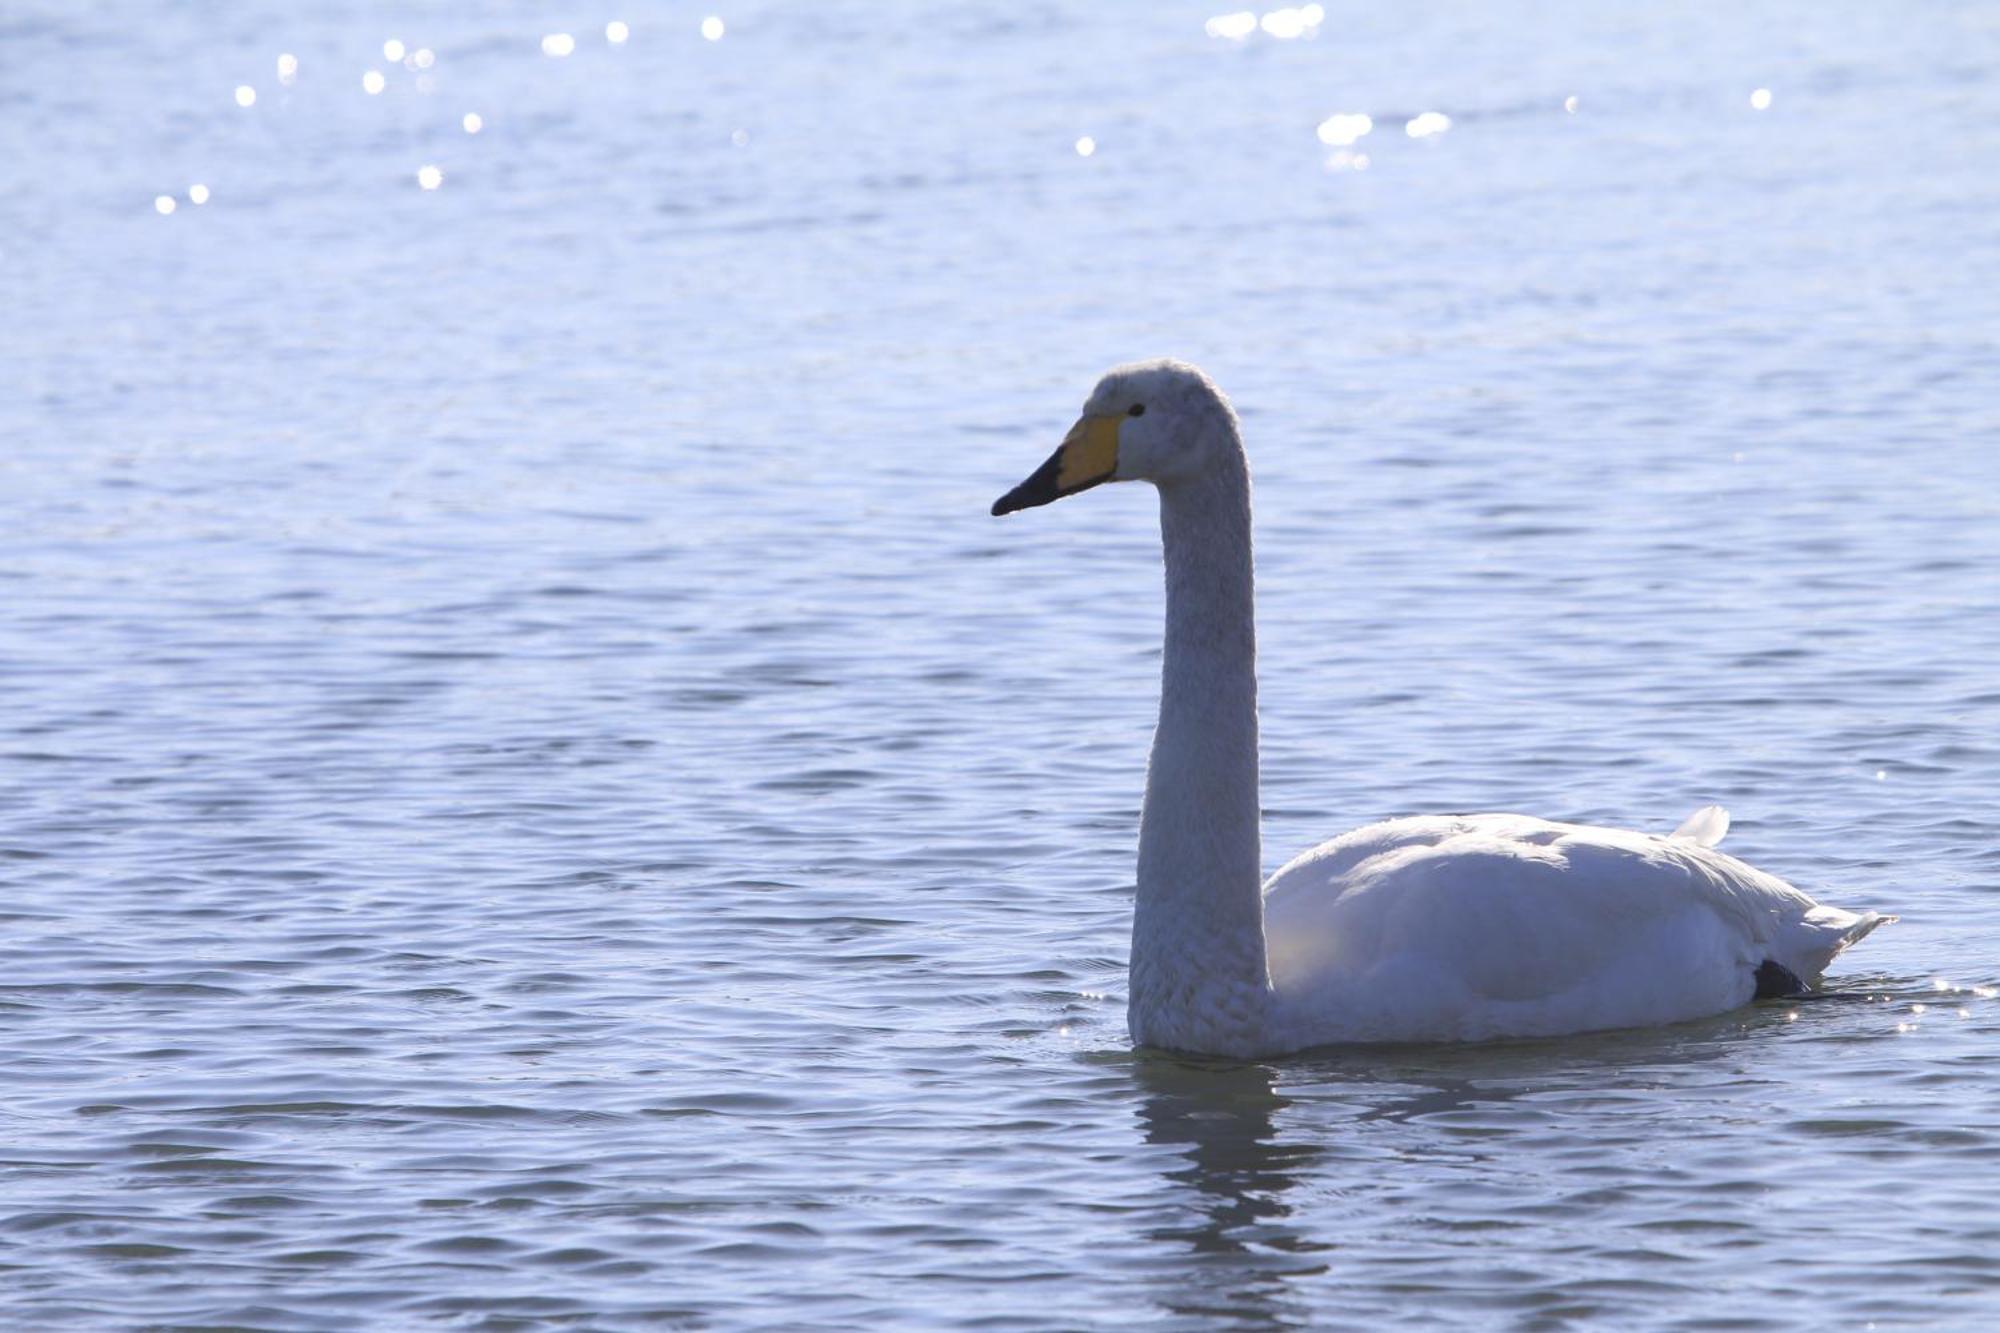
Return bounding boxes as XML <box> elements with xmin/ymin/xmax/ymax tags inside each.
<box><xmin>990</xmin><ymin>359</ymin><xmax>1893</xmax><ymax>1057</ymax></box>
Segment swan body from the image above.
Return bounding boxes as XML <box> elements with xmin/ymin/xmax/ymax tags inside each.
<box><xmin>992</xmin><ymin>359</ymin><xmax>1893</xmax><ymax>1058</ymax></box>
<box><xmin>1255</xmin><ymin>812</ymin><xmax>1887</xmax><ymax>1050</ymax></box>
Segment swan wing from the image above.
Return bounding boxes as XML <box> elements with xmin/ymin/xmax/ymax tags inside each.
<box><xmin>1259</xmin><ymin>814</ymin><xmax>1887</xmax><ymax>1045</ymax></box>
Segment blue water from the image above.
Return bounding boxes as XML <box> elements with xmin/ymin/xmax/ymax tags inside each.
<box><xmin>4</xmin><ymin>2</ymin><xmax>1999</xmax><ymax>1326</ymax></box>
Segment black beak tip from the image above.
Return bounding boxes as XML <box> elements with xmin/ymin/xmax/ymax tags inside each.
<box><xmin>991</xmin><ymin>453</ymin><xmax>1064</xmax><ymax>517</ymax></box>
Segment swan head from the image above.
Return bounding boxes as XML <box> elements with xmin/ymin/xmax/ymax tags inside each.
<box><xmin>991</xmin><ymin>359</ymin><xmax>1240</xmax><ymax>516</ymax></box>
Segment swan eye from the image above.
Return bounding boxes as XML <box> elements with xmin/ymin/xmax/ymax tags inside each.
<box><xmin>1127</xmin><ymin>404</ymin><xmax>1145</xmax><ymax>417</ymax></box>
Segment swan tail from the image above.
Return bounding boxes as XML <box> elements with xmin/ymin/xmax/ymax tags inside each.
<box><xmin>1781</xmin><ymin>906</ymin><xmax>1897</xmax><ymax>982</ymax></box>
<box><xmin>1670</xmin><ymin>805</ymin><xmax>1730</xmax><ymax>848</ymax></box>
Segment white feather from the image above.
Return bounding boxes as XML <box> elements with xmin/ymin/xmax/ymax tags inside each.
<box><xmin>1671</xmin><ymin>804</ymin><xmax>1731</xmax><ymax>847</ymax></box>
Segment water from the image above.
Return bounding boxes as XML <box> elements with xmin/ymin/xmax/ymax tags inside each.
<box><xmin>4</xmin><ymin>2</ymin><xmax>1998</xmax><ymax>1326</ymax></box>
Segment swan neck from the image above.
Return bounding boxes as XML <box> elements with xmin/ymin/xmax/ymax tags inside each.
<box><xmin>1130</xmin><ymin>454</ymin><xmax>1268</xmax><ymax>1053</ymax></box>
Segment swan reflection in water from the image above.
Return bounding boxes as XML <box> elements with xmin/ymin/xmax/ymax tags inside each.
<box><xmin>1129</xmin><ymin>1054</ymin><xmax>1329</xmax><ymax>1323</ymax></box>
<box><xmin>1128</xmin><ymin>1054</ymin><xmax>1497</xmax><ymax>1256</ymax></box>
<box><xmin>1122</xmin><ymin>1011</ymin><xmax>1853</xmax><ymax>1323</ymax></box>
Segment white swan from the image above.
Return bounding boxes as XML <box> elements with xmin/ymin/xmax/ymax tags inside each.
<box><xmin>992</xmin><ymin>359</ymin><xmax>1893</xmax><ymax>1057</ymax></box>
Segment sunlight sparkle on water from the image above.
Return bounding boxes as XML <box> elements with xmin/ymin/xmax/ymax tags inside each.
<box><xmin>417</xmin><ymin>165</ymin><xmax>444</xmax><ymax>191</ymax></box>
<box><xmin>362</xmin><ymin>69</ymin><xmax>385</xmax><ymax>95</ymax></box>
<box><xmin>542</xmin><ymin>33</ymin><xmax>576</xmax><ymax>57</ymax></box>
<box><xmin>1075</xmin><ymin>136</ymin><xmax>1096</xmax><ymax>157</ymax></box>
<box><xmin>188</xmin><ymin>183</ymin><xmax>209</xmax><ymax>205</ymax></box>
<box><xmin>1208</xmin><ymin>7</ymin><xmax>1320</xmax><ymax>40</ymax></box>
<box><xmin>153</xmin><ymin>195</ymin><xmax>176</xmax><ymax>215</ymax></box>
<box><xmin>1406</xmin><ymin>111</ymin><xmax>1452</xmax><ymax>139</ymax></box>
<box><xmin>277</xmin><ymin>53</ymin><xmax>298</xmax><ymax>85</ymax></box>
<box><xmin>1564</xmin><ymin>94</ymin><xmax>1579</xmax><ymax>113</ymax></box>
<box><xmin>383</xmin><ymin>39</ymin><xmax>405</xmax><ymax>62</ymax></box>
<box><xmin>1205</xmin><ymin>11</ymin><xmax>1257</xmax><ymax>40</ymax></box>
<box><xmin>1751</xmin><ymin>87</ymin><xmax>1774</xmax><ymax>110</ymax></box>
<box><xmin>702</xmin><ymin>17</ymin><xmax>726</xmax><ymax>41</ymax></box>
<box><xmin>1325</xmin><ymin>150</ymin><xmax>1369</xmax><ymax>172</ymax></box>
<box><xmin>234</xmin><ymin>85</ymin><xmax>256</xmax><ymax>108</ymax></box>
<box><xmin>607</xmin><ymin>20</ymin><xmax>630</xmax><ymax>44</ymax></box>
<box><xmin>1317</xmin><ymin>112</ymin><xmax>1373</xmax><ymax>146</ymax></box>
<box><xmin>411</xmin><ymin>48</ymin><xmax>435</xmax><ymax>70</ymax></box>
<box><xmin>462</xmin><ymin>112</ymin><xmax>483</xmax><ymax>134</ymax></box>
<box><xmin>1259</xmin><ymin>7</ymin><xmax>1322</xmax><ymax>39</ymax></box>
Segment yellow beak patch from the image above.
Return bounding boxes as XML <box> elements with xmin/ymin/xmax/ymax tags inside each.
<box><xmin>991</xmin><ymin>414</ymin><xmax>1122</xmax><ymax>516</ymax></box>
<box><xmin>1056</xmin><ymin>415</ymin><xmax>1121</xmax><ymax>491</ymax></box>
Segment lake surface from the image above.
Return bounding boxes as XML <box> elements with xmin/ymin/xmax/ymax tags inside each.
<box><xmin>4</xmin><ymin>2</ymin><xmax>1998</xmax><ymax>1326</ymax></box>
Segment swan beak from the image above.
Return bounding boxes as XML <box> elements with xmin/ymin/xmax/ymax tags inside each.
<box><xmin>991</xmin><ymin>415</ymin><xmax>1121</xmax><ymax>516</ymax></box>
